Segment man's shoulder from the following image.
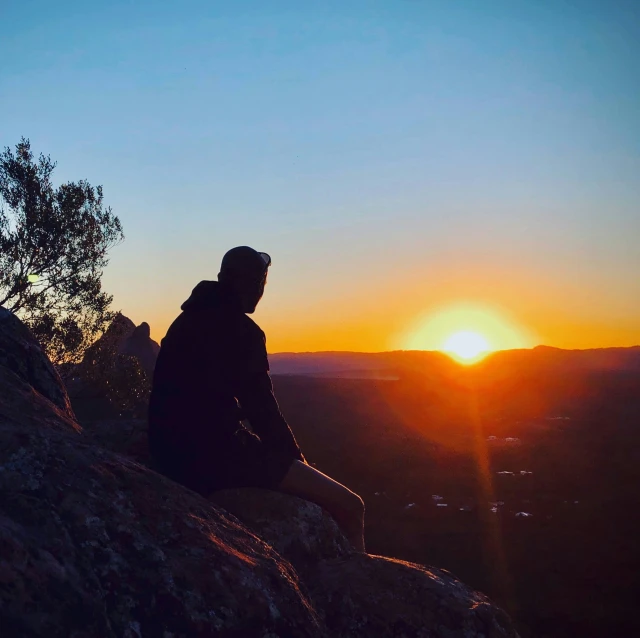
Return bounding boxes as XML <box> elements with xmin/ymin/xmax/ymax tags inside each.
<box><xmin>203</xmin><ymin>309</ymin><xmax>265</xmax><ymax>345</ymax></box>
<box><xmin>161</xmin><ymin>308</ymin><xmax>265</xmax><ymax>353</ymax></box>
<box><xmin>238</xmin><ymin>314</ymin><xmax>266</xmax><ymax>342</ymax></box>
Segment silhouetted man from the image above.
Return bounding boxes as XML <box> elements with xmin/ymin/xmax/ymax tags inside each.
<box><xmin>148</xmin><ymin>246</ymin><xmax>365</xmax><ymax>551</ymax></box>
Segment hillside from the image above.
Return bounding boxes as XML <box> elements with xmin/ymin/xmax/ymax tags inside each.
<box><xmin>269</xmin><ymin>348</ymin><xmax>640</xmax><ymax>638</ymax></box>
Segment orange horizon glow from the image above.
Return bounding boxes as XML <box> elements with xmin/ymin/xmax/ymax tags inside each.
<box><xmin>145</xmin><ymin>303</ymin><xmax>640</xmax><ymax>354</ymax></box>
<box><xmin>105</xmin><ymin>222</ymin><xmax>640</xmax><ymax>355</ymax></box>
<box><xmin>139</xmin><ymin>276</ymin><xmax>639</xmax><ymax>355</ymax></box>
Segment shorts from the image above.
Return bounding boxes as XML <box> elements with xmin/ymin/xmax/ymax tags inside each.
<box><xmin>154</xmin><ymin>427</ymin><xmax>296</xmax><ymax>497</ymax></box>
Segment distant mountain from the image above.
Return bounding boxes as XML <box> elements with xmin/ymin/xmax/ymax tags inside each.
<box><xmin>270</xmin><ymin>351</ymin><xmax>394</xmax><ymax>377</ymax></box>
<box><xmin>495</xmin><ymin>344</ymin><xmax>640</xmax><ymax>372</ymax></box>
<box><xmin>269</xmin><ymin>346</ymin><xmax>640</xmax><ymax>379</ymax></box>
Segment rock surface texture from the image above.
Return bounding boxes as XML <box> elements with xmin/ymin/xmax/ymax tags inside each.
<box><xmin>0</xmin><ymin>307</ymin><xmax>520</xmax><ymax>637</ymax></box>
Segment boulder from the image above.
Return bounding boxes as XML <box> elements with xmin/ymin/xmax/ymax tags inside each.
<box><xmin>0</xmin><ymin>310</ymin><xmax>520</xmax><ymax>637</ymax></box>
<box><xmin>210</xmin><ymin>490</ymin><xmax>517</xmax><ymax>638</ymax></box>
<box><xmin>81</xmin><ymin>417</ymin><xmax>152</xmax><ymax>467</ymax></box>
<box><xmin>0</xmin><ymin>309</ymin><xmax>321</xmax><ymax>637</ymax></box>
<box><xmin>0</xmin><ymin>306</ymin><xmax>76</xmax><ymax>422</ymax></box>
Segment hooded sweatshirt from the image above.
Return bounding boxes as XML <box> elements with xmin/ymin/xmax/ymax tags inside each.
<box><xmin>147</xmin><ymin>280</ymin><xmax>304</xmax><ymax>485</ymax></box>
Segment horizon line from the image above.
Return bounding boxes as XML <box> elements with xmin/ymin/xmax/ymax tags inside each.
<box><xmin>269</xmin><ymin>345</ymin><xmax>640</xmax><ymax>355</ymax></box>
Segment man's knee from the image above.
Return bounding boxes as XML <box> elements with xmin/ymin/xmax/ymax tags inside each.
<box><xmin>341</xmin><ymin>490</ymin><xmax>365</xmax><ymax>517</ymax></box>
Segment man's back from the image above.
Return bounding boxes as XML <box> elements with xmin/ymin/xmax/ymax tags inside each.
<box><xmin>148</xmin><ymin>281</ymin><xmax>266</xmax><ymax>477</ymax></box>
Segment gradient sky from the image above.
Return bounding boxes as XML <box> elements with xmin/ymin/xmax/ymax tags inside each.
<box><xmin>2</xmin><ymin>1</ymin><xmax>639</xmax><ymax>352</ymax></box>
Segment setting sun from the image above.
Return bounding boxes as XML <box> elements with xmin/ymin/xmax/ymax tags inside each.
<box><xmin>442</xmin><ymin>331</ymin><xmax>490</xmax><ymax>363</ymax></box>
<box><xmin>396</xmin><ymin>302</ymin><xmax>536</xmax><ymax>361</ymax></box>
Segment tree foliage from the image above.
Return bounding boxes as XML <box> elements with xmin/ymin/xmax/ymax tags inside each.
<box><xmin>0</xmin><ymin>138</ymin><xmax>124</xmax><ymax>365</ymax></box>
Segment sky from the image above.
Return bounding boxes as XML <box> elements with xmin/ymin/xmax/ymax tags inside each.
<box><xmin>1</xmin><ymin>0</ymin><xmax>639</xmax><ymax>353</ymax></box>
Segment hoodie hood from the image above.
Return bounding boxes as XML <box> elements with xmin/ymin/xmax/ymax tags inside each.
<box><xmin>180</xmin><ymin>280</ymin><xmax>243</xmax><ymax>313</ymax></box>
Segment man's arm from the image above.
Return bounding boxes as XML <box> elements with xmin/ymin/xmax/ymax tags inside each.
<box><xmin>235</xmin><ymin>370</ymin><xmax>305</xmax><ymax>463</ymax></box>
<box><xmin>232</xmin><ymin>322</ymin><xmax>305</xmax><ymax>463</ymax></box>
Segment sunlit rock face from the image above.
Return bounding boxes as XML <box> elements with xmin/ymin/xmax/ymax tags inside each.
<box><xmin>0</xmin><ymin>309</ymin><xmax>520</xmax><ymax>638</ymax></box>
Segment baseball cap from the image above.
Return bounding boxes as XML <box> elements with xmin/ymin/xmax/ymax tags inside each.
<box><xmin>219</xmin><ymin>246</ymin><xmax>271</xmax><ymax>281</ymax></box>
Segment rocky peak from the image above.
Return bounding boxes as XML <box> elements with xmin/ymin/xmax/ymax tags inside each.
<box><xmin>77</xmin><ymin>312</ymin><xmax>159</xmax><ymax>378</ymax></box>
<box><xmin>117</xmin><ymin>320</ymin><xmax>160</xmax><ymax>377</ymax></box>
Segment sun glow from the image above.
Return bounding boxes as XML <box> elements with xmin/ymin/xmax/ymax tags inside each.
<box><xmin>396</xmin><ymin>302</ymin><xmax>536</xmax><ymax>364</ymax></box>
<box><xmin>442</xmin><ymin>331</ymin><xmax>490</xmax><ymax>363</ymax></box>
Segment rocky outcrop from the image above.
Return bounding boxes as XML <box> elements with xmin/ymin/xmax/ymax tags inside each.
<box><xmin>83</xmin><ymin>312</ymin><xmax>136</xmax><ymax>359</ymax></box>
<box><xmin>210</xmin><ymin>490</ymin><xmax>517</xmax><ymax>638</ymax></box>
<box><xmin>117</xmin><ymin>322</ymin><xmax>160</xmax><ymax>377</ymax></box>
<box><xmin>63</xmin><ymin>313</ymin><xmax>137</xmax><ymax>400</ymax></box>
<box><xmin>0</xmin><ymin>307</ymin><xmax>520</xmax><ymax>637</ymax></box>
<box><xmin>0</xmin><ymin>306</ymin><xmax>76</xmax><ymax>422</ymax></box>
<box><xmin>76</xmin><ymin>313</ymin><xmax>159</xmax><ymax>378</ymax></box>
<box><xmin>66</xmin><ymin>313</ymin><xmax>158</xmax><ymax>421</ymax></box>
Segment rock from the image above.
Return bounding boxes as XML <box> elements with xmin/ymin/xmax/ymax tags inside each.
<box><xmin>68</xmin><ymin>314</ymin><xmax>157</xmax><ymax>422</ymax></box>
<box><xmin>0</xmin><ymin>428</ymin><xmax>322</xmax><ymax>637</ymax></box>
<box><xmin>65</xmin><ymin>313</ymin><xmax>137</xmax><ymax>403</ymax></box>
<box><xmin>314</xmin><ymin>554</ymin><xmax>515</xmax><ymax>637</ymax></box>
<box><xmin>0</xmin><ymin>312</ymin><xmax>323</xmax><ymax>637</ymax></box>
<box><xmin>84</xmin><ymin>312</ymin><xmax>136</xmax><ymax>359</ymax></box>
<box><xmin>210</xmin><ymin>489</ymin><xmax>354</xmax><ymax>566</ymax></box>
<box><xmin>82</xmin><ymin>315</ymin><xmax>159</xmax><ymax>377</ymax></box>
<box><xmin>0</xmin><ymin>311</ymin><xmax>520</xmax><ymax>637</ymax></box>
<box><xmin>81</xmin><ymin>418</ymin><xmax>152</xmax><ymax>467</ymax></box>
<box><xmin>210</xmin><ymin>490</ymin><xmax>518</xmax><ymax>638</ymax></box>
<box><xmin>0</xmin><ymin>306</ymin><xmax>76</xmax><ymax>422</ymax></box>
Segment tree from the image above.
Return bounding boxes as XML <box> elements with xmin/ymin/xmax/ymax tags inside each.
<box><xmin>0</xmin><ymin>138</ymin><xmax>124</xmax><ymax>366</ymax></box>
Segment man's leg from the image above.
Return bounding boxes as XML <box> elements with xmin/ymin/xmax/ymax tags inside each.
<box><xmin>277</xmin><ymin>460</ymin><xmax>366</xmax><ymax>552</ymax></box>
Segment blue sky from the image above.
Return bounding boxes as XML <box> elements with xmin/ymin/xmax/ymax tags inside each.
<box><xmin>1</xmin><ymin>0</ymin><xmax>639</xmax><ymax>350</ymax></box>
